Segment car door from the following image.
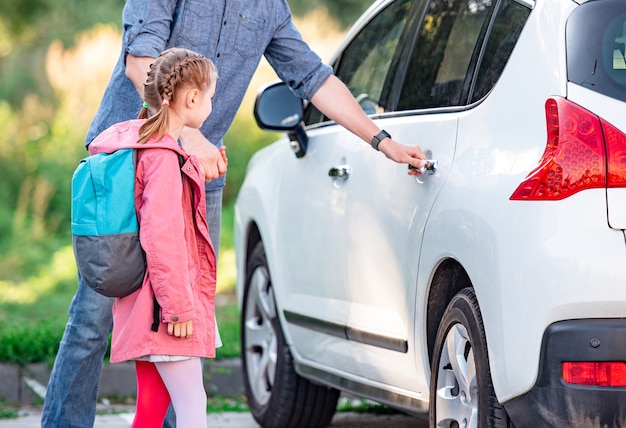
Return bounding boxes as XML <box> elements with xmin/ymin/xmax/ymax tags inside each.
<box><xmin>275</xmin><ymin>0</ymin><xmax>421</xmax><ymax>370</ymax></box>
<box><xmin>272</xmin><ymin>124</ymin><xmax>351</xmax><ymax>367</ymax></box>
<box><xmin>342</xmin><ymin>0</ymin><xmax>499</xmax><ymax>392</ymax></box>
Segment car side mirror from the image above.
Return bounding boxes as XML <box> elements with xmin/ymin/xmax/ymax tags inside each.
<box><xmin>253</xmin><ymin>81</ymin><xmax>308</xmax><ymax>158</ymax></box>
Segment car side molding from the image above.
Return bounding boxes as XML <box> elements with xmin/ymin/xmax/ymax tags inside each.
<box><xmin>284</xmin><ymin>310</ymin><xmax>409</xmax><ymax>353</ymax></box>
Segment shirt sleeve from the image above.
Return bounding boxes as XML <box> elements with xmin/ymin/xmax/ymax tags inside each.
<box><xmin>122</xmin><ymin>0</ymin><xmax>179</xmax><ymax>60</ymax></box>
<box><xmin>263</xmin><ymin>0</ymin><xmax>333</xmax><ymax>101</ymax></box>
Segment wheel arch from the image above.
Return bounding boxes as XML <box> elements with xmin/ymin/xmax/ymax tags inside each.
<box><xmin>245</xmin><ymin>221</ymin><xmax>263</xmax><ymax>267</ymax></box>
<box><xmin>426</xmin><ymin>258</ymin><xmax>473</xmax><ymax>364</ymax></box>
<box><xmin>236</xmin><ymin>216</ymin><xmax>265</xmax><ymax>309</ymax></box>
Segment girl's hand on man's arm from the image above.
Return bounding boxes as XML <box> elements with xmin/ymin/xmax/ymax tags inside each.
<box><xmin>180</xmin><ymin>128</ymin><xmax>228</xmax><ymax>182</ymax></box>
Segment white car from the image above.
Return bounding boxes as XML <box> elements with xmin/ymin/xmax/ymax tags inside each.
<box><xmin>234</xmin><ymin>0</ymin><xmax>626</xmax><ymax>426</ymax></box>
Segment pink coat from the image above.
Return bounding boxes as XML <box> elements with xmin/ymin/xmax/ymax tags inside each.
<box><xmin>88</xmin><ymin>120</ymin><xmax>217</xmax><ymax>363</ymax></box>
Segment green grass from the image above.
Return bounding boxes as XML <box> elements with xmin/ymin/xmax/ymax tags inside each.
<box><xmin>0</xmin><ymin>203</ymin><xmax>241</xmax><ymax>365</ymax></box>
<box><xmin>336</xmin><ymin>397</ymin><xmax>399</xmax><ymax>414</ymax></box>
<box><xmin>215</xmin><ymin>296</ymin><xmax>241</xmax><ymax>359</ymax></box>
<box><xmin>0</xmin><ymin>399</ymin><xmax>18</xmax><ymax>419</ymax></box>
<box><xmin>207</xmin><ymin>395</ymin><xmax>250</xmax><ymax>413</ymax></box>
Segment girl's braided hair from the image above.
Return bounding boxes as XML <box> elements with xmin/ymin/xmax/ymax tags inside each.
<box><xmin>137</xmin><ymin>47</ymin><xmax>217</xmax><ymax>145</ymax></box>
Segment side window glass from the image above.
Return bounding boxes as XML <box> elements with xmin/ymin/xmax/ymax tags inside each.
<box><xmin>304</xmin><ymin>0</ymin><xmax>413</xmax><ymax>125</ymax></box>
<box><xmin>471</xmin><ymin>0</ymin><xmax>530</xmax><ymax>102</ymax></box>
<box><xmin>397</xmin><ymin>0</ymin><xmax>495</xmax><ymax>111</ymax></box>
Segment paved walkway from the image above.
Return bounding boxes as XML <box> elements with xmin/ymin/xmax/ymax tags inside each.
<box><xmin>0</xmin><ymin>408</ymin><xmax>258</xmax><ymax>428</ymax></box>
<box><xmin>0</xmin><ymin>405</ymin><xmax>426</xmax><ymax>428</ymax></box>
<box><xmin>2</xmin><ymin>356</ymin><xmax>427</xmax><ymax>427</ymax></box>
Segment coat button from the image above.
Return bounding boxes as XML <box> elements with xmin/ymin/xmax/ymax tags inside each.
<box><xmin>173</xmin><ymin>316</ymin><xmax>179</xmax><ymax>322</ymax></box>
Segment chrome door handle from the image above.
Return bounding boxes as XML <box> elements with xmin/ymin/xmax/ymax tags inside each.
<box><xmin>328</xmin><ymin>165</ymin><xmax>351</xmax><ymax>180</ymax></box>
<box><xmin>409</xmin><ymin>159</ymin><xmax>438</xmax><ymax>175</ymax></box>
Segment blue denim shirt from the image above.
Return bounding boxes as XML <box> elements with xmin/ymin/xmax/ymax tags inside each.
<box><xmin>86</xmin><ymin>0</ymin><xmax>332</xmax><ymax>190</ymax></box>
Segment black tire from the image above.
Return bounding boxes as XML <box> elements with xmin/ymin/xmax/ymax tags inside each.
<box><xmin>241</xmin><ymin>241</ymin><xmax>340</xmax><ymax>428</ymax></box>
<box><xmin>429</xmin><ymin>287</ymin><xmax>511</xmax><ymax>428</ymax></box>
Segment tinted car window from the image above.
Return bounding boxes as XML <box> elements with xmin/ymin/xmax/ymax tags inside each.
<box><xmin>304</xmin><ymin>0</ymin><xmax>413</xmax><ymax>125</ymax></box>
<box><xmin>470</xmin><ymin>0</ymin><xmax>530</xmax><ymax>102</ymax></box>
<box><xmin>567</xmin><ymin>0</ymin><xmax>626</xmax><ymax>102</ymax></box>
<box><xmin>397</xmin><ymin>0</ymin><xmax>495</xmax><ymax>110</ymax></box>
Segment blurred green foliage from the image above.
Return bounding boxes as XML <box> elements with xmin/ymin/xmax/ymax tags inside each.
<box><xmin>214</xmin><ymin>300</ymin><xmax>242</xmax><ymax>360</ymax></box>
<box><xmin>0</xmin><ymin>300</ymin><xmax>241</xmax><ymax>365</ymax></box>
<box><xmin>0</xmin><ymin>321</ymin><xmax>65</xmax><ymax>365</ymax></box>
<box><xmin>0</xmin><ymin>398</ymin><xmax>19</xmax><ymax>419</ymax></box>
<box><xmin>0</xmin><ymin>0</ymin><xmax>125</xmax><ymax>106</ymax></box>
<box><xmin>2</xmin><ymin>0</ymin><xmax>124</xmax><ymax>41</ymax></box>
<box><xmin>289</xmin><ymin>0</ymin><xmax>372</xmax><ymax>28</ymax></box>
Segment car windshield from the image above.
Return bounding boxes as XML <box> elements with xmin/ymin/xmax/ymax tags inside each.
<box><xmin>567</xmin><ymin>0</ymin><xmax>626</xmax><ymax>102</ymax></box>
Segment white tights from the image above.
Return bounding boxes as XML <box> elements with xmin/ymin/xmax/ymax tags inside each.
<box><xmin>155</xmin><ymin>358</ymin><xmax>207</xmax><ymax>428</ymax></box>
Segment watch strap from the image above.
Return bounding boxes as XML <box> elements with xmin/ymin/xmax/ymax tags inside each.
<box><xmin>371</xmin><ymin>130</ymin><xmax>391</xmax><ymax>151</ymax></box>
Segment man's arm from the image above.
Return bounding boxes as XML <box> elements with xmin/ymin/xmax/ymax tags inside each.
<box><xmin>310</xmin><ymin>75</ymin><xmax>425</xmax><ymax>172</ymax></box>
<box><xmin>125</xmin><ymin>55</ymin><xmax>155</xmax><ymax>96</ymax></box>
<box><xmin>125</xmin><ymin>54</ymin><xmax>226</xmax><ymax>182</ymax></box>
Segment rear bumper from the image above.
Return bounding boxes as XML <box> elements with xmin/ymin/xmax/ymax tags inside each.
<box><xmin>504</xmin><ymin>319</ymin><xmax>626</xmax><ymax>428</ymax></box>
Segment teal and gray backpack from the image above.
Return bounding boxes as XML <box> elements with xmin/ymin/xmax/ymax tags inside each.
<box><xmin>71</xmin><ymin>146</ymin><xmax>184</xmax><ymax>298</ymax></box>
<box><xmin>71</xmin><ymin>148</ymin><xmax>146</xmax><ymax>298</ymax></box>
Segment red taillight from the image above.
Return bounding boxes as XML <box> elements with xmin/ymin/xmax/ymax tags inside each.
<box><xmin>603</xmin><ymin>120</ymin><xmax>626</xmax><ymax>187</ymax></box>
<box><xmin>562</xmin><ymin>362</ymin><xmax>626</xmax><ymax>386</ymax></box>
<box><xmin>510</xmin><ymin>97</ymin><xmax>607</xmax><ymax>200</ymax></box>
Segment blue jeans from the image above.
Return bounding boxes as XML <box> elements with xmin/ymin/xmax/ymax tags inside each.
<box><xmin>41</xmin><ymin>188</ymin><xmax>223</xmax><ymax>428</ymax></box>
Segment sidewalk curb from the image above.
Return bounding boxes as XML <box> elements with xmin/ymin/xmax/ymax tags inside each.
<box><xmin>0</xmin><ymin>358</ymin><xmax>244</xmax><ymax>405</ymax></box>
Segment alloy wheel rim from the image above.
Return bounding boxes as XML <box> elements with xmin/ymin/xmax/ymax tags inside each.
<box><xmin>435</xmin><ymin>323</ymin><xmax>478</xmax><ymax>428</ymax></box>
<box><xmin>243</xmin><ymin>266</ymin><xmax>278</xmax><ymax>406</ymax></box>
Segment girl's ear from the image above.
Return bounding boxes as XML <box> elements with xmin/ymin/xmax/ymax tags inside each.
<box><xmin>186</xmin><ymin>88</ymin><xmax>200</xmax><ymax>108</ymax></box>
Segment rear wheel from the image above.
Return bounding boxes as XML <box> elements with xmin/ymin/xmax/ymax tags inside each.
<box><xmin>429</xmin><ymin>287</ymin><xmax>511</xmax><ymax>428</ymax></box>
<box><xmin>241</xmin><ymin>241</ymin><xmax>340</xmax><ymax>428</ymax></box>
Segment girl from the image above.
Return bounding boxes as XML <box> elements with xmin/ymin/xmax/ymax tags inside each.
<box><xmin>87</xmin><ymin>47</ymin><xmax>224</xmax><ymax>428</ymax></box>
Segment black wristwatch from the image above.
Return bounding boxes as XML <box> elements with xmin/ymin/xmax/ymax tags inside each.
<box><xmin>371</xmin><ymin>130</ymin><xmax>390</xmax><ymax>151</ymax></box>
